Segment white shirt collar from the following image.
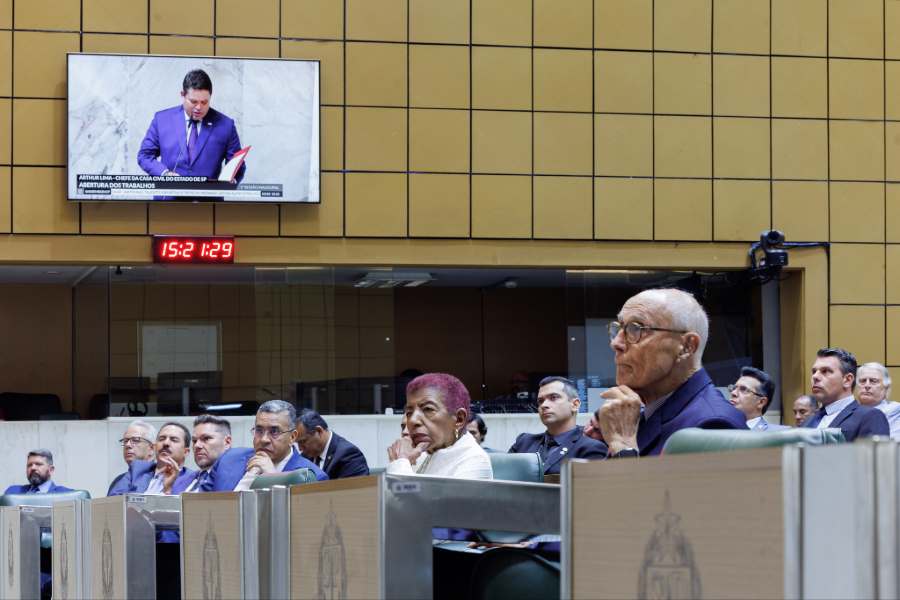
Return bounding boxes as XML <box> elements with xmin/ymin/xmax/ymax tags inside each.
<box><xmin>319</xmin><ymin>431</ymin><xmax>333</xmax><ymax>464</ymax></box>
<box><xmin>274</xmin><ymin>449</ymin><xmax>294</xmax><ymax>472</ymax></box>
<box><xmin>746</xmin><ymin>416</ymin><xmax>763</xmax><ymax>428</ymax></box>
<box><xmin>825</xmin><ymin>395</ymin><xmax>855</xmax><ymax>416</ymax></box>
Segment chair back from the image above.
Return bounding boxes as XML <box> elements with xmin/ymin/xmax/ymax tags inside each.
<box><xmin>249</xmin><ymin>468</ymin><xmax>317</xmax><ymax>490</ymax></box>
<box><xmin>662</xmin><ymin>427</ymin><xmax>846</xmax><ymax>455</ymax></box>
<box><xmin>468</xmin><ymin>548</ymin><xmax>560</xmax><ymax>600</ymax></box>
<box><xmin>488</xmin><ymin>452</ymin><xmax>543</xmax><ymax>483</ymax></box>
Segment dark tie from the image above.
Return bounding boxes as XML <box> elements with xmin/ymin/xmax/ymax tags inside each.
<box><xmin>196</xmin><ymin>470</ymin><xmax>209</xmax><ymax>486</ymax></box>
<box><xmin>187</xmin><ymin>120</ymin><xmax>199</xmax><ymax>162</ymax></box>
<box><xmin>314</xmin><ymin>456</ymin><xmax>322</xmax><ymax>467</ymax></box>
<box><xmin>809</xmin><ymin>407</ymin><xmax>828</xmax><ymax>428</ymax></box>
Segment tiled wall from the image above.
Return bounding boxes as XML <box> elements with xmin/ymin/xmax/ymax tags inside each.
<box><xmin>0</xmin><ymin>0</ymin><xmax>899</xmax><ymax>367</ymax></box>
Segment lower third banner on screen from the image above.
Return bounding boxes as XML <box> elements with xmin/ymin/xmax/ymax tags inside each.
<box><xmin>76</xmin><ymin>175</ymin><xmax>283</xmax><ymax>200</ymax></box>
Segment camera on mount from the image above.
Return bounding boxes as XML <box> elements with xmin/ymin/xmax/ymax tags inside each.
<box><xmin>757</xmin><ymin>230</ymin><xmax>788</xmax><ymax>269</ymax></box>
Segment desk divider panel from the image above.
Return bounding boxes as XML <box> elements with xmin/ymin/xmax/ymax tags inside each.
<box><xmin>89</xmin><ymin>496</ymin><xmax>127</xmax><ymax>600</ymax></box>
<box><xmin>52</xmin><ymin>500</ymin><xmax>86</xmax><ymax>600</ymax></box>
<box><xmin>0</xmin><ymin>508</ymin><xmax>21</xmax><ymax>600</ymax></box>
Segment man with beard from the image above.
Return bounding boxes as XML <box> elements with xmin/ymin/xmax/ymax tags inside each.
<box><xmin>109</xmin><ymin>422</ymin><xmax>197</xmax><ymax>495</ymax></box>
<box><xmin>4</xmin><ymin>450</ymin><xmax>73</xmax><ymax>494</ymax></box>
<box><xmin>107</xmin><ymin>420</ymin><xmax>156</xmax><ymax>495</ymax></box>
<box><xmin>184</xmin><ymin>414</ymin><xmax>232</xmax><ymax>492</ymax></box>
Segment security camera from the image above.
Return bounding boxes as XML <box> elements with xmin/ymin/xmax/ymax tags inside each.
<box><xmin>760</xmin><ymin>229</ymin><xmax>785</xmax><ymax>251</ymax></box>
<box><xmin>757</xmin><ymin>230</ymin><xmax>788</xmax><ymax>268</ymax></box>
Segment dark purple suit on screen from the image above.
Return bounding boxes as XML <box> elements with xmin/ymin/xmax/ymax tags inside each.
<box><xmin>137</xmin><ymin>105</ymin><xmax>246</xmax><ymax>182</ymax></box>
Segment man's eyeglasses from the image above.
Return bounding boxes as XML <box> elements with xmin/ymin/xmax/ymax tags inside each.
<box><xmin>251</xmin><ymin>426</ymin><xmax>293</xmax><ymax>439</ymax></box>
<box><xmin>607</xmin><ymin>321</ymin><xmax>688</xmax><ymax>344</ymax></box>
<box><xmin>727</xmin><ymin>384</ymin><xmax>765</xmax><ymax>397</ymax></box>
<box><xmin>118</xmin><ymin>436</ymin><xmax>151</xmax><ymax>447</ymax></box>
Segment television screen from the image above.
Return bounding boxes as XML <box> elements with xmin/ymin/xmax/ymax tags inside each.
<box><xmin>67</xmin><ymin>53</ymin><xmax>320</xmax><ymax>203</ymax></box>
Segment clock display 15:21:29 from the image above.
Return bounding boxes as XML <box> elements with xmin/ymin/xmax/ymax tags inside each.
<box><xmin>152</xmin><ymin>236</ymin><xmax>236</xmax><ymax>263</ymax></box>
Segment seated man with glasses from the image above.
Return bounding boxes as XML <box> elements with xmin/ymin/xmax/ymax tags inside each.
<box><xmin>729</xmin><ymin>367</ymin><xmax>789</xmax><ymax>431</ymax></box>
<box><xmin>109</xmin><ymin>422</ymin><xmax>197</xmax><ymax>496</ymax></box>
<box><xmin>201</xmin><ymin>400</ymin><xmax>327</xmax><ymax>492</ymax></box>
<box><xmin>107</xmin><ymin>419</ymin><xmax>157</xmax><ymax>495</ymax></box>
<box><xmin>596</xmin><ymin>288</ymin><xmax>747</xmax><ymax>457</ymax></box>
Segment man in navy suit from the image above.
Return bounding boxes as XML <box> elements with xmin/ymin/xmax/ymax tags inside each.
<box><xmin>201</xmin><ymin>400</ymin><xmax>327</xmax><ymax>492</ymax></box>
<box><xmin>183</xmin><ymin>414</ymin><xmax>232</xmax><ymax>492</ymax></box>
<box><xmin>729</xmin><ymin>366</ymin><xmax>790</xmax><ymax>431</ymax></box>
<box><xmin>803</xmin><ymin>348</ymin><xmax>889</xmax><ymax>441</ymax></box>
<box><xmin>109</xmin><ymin>422</ymin><xmax>197</xmax><ymax>496</ymax></box>
<box><xmin>597</xmin><ymin>288</ymin><xmax>747</xmax><ymax>457</ymax></box>
<box><xmin>107</xmin><ymin>420</ymin><xmax>156</xmax><ymax>496</ymax></box>
<box><xmin>508</xmin><ymin>376</ymin><xmax>608</xmax><ymax>474</ymax></box>
<box><xmin>296</xmin><ymin>410</ymin><xmax>369</xmax><ymax>479</ymax></box>
<box><xmin>4</xmin><ymin>449</ymin><xmax>73</xmax><ymax>494</ymax></box>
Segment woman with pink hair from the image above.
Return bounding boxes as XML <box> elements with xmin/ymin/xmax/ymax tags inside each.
<box><xmin>387</xmin><ymin>373</ymin><xmax>493</xmax><ymax>479</ymax></box>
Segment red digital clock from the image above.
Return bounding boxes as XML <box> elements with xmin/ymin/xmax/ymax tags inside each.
<box><xmin>152</xmin><ymin>236</ymin><xmax>236</xmax><ymax>264</ymax></box>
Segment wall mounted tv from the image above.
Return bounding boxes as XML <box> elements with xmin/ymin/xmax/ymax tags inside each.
<box><xmin>67</xmin><ymin>53</ymin><xmax>320</xmax><ymax>203</ymax></box>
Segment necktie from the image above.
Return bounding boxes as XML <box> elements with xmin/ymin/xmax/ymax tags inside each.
<box><xmin>314</xmin><ymin>456</ymin><xmax>322</xmax><ymax>467</ymax></box>
<box><xmin>187</xmin><ymin>120</ymin><xmax>199</xmax><ymax>162</ymax></box>
<box><xmin>811</xmin><ymin>407</ymin><xmax>828</xmax><ymax>427</ymax></box>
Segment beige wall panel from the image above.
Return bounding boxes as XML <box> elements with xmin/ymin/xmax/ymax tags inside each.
<box><xmin>887</xmin><ymin>123</ymin><xmax>900</xmax><ymax>181</ymax></box>
<box><xmin>346</xmin><ymin>0</ymin><xmax>407</xmax><ymax>42</ymax></box>
<box><xmin>12</xmin><ymin>167</ymin><xmax>77</xmax><ymax>233</ymax></box>
<box><xmin>472</xmin><ymin>46</ymin><xmax>531</xmax><ymax>111</ymax></box>
<box><xmin>535</xmin><ymin>0</ymin><xmax>592</xmax><ymax>48</ymax></box>
<box><xmin>215</xmin><ymin>38</ymin><xmax>278</xmax><ymax>57</ymax></box>
<box><xmin>472</xmin><ymin>110</ymin><xmax>531</xmax><ymax>174</ymax></box>
<box><xmin>595</xmin><ymin>0</ymin><xmax>651</xmax><ymax>49</ymax></box>
<box><xmin>830</xmin><ymin>59</ymin><xmax>883</xmax><ymax>119</ymax></box>
<box><xmin>830</xmin><ymin>120</ymin><xmax>884</xmax><ymax>181</ymax></box>
<box><xmin>175</xmin><ymin>285</ymin><xmax>211</xmax><ymax>319</ymax></box>
<box><xmin>772</xmin><ymin>119</ymin><xmax>828</xmax><ymax>180</ymax></box>
<box><xmin>409</xmin><ymin>109</ymin><xmax>469</xmax><ymax>173</ymax></box>
<box><xmin>594</xmin><ymin>51</ymin><xmax>652</xmax><ymax>113</ymax></box>
<box><xmin>110</xmin><ymin>285</ymin><xmax>144</xmax><ymax>320</ymax></box>
<box><xmin>13</xmin><ymin>32</ymin><xmax>79</xmax><ymax>98</ymax></box>
<box><xmin>409</xmin><ymin>173</ymin><xmax>469</xmax><ymax>238</ymax></box>
<box><xmin>829</xmin><ymin>0</ymin><xmax>883</xmax><ymax>59</ymax></box>
<box><xmin>594</xmin><ymin>177</ymin><xmax>653</xmax><ymax>240</ymax></box>
<box><xmin>84</xmin><ymin>0</ymin><xmax>147</xmax><ymax>33</ymax></box>
<box><xmin>654</xmin><ymin>0</ymin><xmax>710</xmax><ymax>52</ymax></box>
<box><xmin>282</xmin><ymin>40</ymin><xmax>343</xmax><ymax>105</ymax></box>
<box><xmin>713</xmin><ymin>118</ymin><xmax>770</xmax><ymax>179</ymax></box>
<box><xmin>346</xmin><ymin>42</ymin><xmax>407</xmax><ymax>106</ymax></box>
<box><xmin>713</xmin><ymin>55</ymin><xmax>769</xmax><ymax>117</ymax></box>
<box><xmin>654</xmin><ymin>179</ymin><xmax>712</xmax><ymax>241</ymax></box>
<box><xmin>472</xmin><ymin>0</ymin><xmax>530</xmax><ymax>46</ymax></box>
<box><xmin>281</xmin><ymin>172</ymin><xmax>343</xmax><ymax>237</ymax></box>
<box><xmin>888</xmin><ymin>1</ymin><xmax>900</xmax><ymax>59</ymax></box>
<box><xmin>654</xmin><ymin>52</ymin><xmax>710</xmax><ymax>115</ymax></box>
<box><xmin>215</xmin><ymin>204</ymin><xmax>279</xmax><ymax>236</ymax></box>
<box><xmin>217</xmin><ymin>0</ymin><xmax>277</xmax><ymax>37</ymax></box>
<box><xmin>409</xmin><ymin>44</ymin><xmax>469</xmax><ymax>109</ymax></box>
<box><xmin>888</xmin><ymin>245</ymin><xmax>900</xmax><ymax>304</ymax></box>
<box><xmin>534</xmin><ymin>49</ymin><xmax>592</xmax><ymax>112</ymax></box>
<box><xmin>888</xmin><ymin>184</ymin><xmax>900</xmax><ymax>243</ymax></box>
<box><xmin>0</xmin><ymin>168</ymin><xmax>9</xmax><ymax>233</ymax></box>
<box><xmin>150</xmin><ymin>0</ymin><xmax>213</xmax><ymax>35</ymax></box>
<box><xmin>410</xmin><ymin>0</ymin><xmax>469</xmax><ymax>44</ymax></box>
<box><xmin>320</xmin><ymin>106</ymin><xmax>343</xmax><ymax>171</ymax></box>
<box><xmin>15</xmin><ymin>0</ymin><xmax>79</xmax><ymax>30</ymax></box>
<box><xmin>0</xmin><ymin>31</ymin><xmax>9</xmax><ymax>97</ymax></box>
<box><xmin>149</xmin><ymin>35</ymin><xmax>214</xmax><ymax>55</ymax></box>
<box><xmin>0</xmin><ymin>99</ymin><xmax>8</xmax><ymax>165</ymax></box>
<box><xmin>534</xmin><ymin>177</ymin><xmax>592</xmax><ymax>239</ymax></box>
<box><xmin>654</xmin><ymin>116</ymin><xmax>711</xmax><ymax>178</ymax></box>
<box><xmin>829</xmin><ymin>182</ymin><xmax>884</xmax><ymax>243</ymax></box>
<box><xmin>830</xmin><ymin>243</ymin><xmax>885</xmax><ymax>304</ymax></box>
<box><xmin>282</xmin><ymin>0</ymin><xmax>343</xmax><ymax>40</ymax></box>
<box><xmin>345</xmin><ymin>107</ymin><xmax>407</xmax><ymax>171</ymax></box>
<box><xmin>713</xmin><ymin>180</ymin><xmax>770</xmax><ymax>242</ymax></box>
<box><xmin>888</xmin><ymin>307</ymin><xmax>900</xmax><ymax>365</ymax></box>
<box><xmin>12</xmin><ymin>99</ymin><xmax>65</xmax><ymax>166</ymax></box>
<box><xmin>772</xmin><ymin>0</ymin><xmax>827</xmax><ymax>56</ymax></box>
<box><xmin>772</xmin><ymin>57</ymin><xmax>827</xmax><ymax>118</ymax></box>
<box><xmin>595</xmin><ymin>114</ymin><xmax>652</xmax><ymax>177</ymax></box>
<box><xmin>471</xmin><ymin>175</ymin><xmax>531</xmax><ymax>238</ymax></box>
<box><xmin>713</xmin><ymin>0</ymin><xmax>769</xmax><ymax>54</ymax></box>
<box><xmin>345</xmin><ymin>173</ymin><xmax>406</xmax><ymax>237</ymax></box>
<box><xmin>887</xmin><ymin>62</ymin><xmax>900</xmax><ymax>120</ymax></box>
<box><xmin>534</xmin><ymin>113</ymin><xmax>592</xmax><ymax>176</ymax></box>
<box><xmin>772</xmin><ymin>181</ymin><xmax>828</xmax><ymax>242</ymax></box>
<box><xmin>0</xmin><ymin>0</ymin><xmax>8</xmax><ymax>28</ymax></box>
<box><xmin>830</xmin><ymin>305</ymin><xmax>885</xmax><ymax>364</ymax></box>
<box><xmin>82</xmin><ymin>34</ymin><xmax>148</xmax><ymax>53</ymax></box>
<box><xmin>149</xmin><ymin>203</ymin><xmax>214</xmax><ymax>234</ymax></box>
<box><xmin>81</xmin><ymin>203</ymin><xmax>148</xmax><ymax>234</ymax></box>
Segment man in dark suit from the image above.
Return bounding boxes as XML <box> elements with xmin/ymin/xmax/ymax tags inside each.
<box><xmin>184</xmin><ymin>414</ymin><xmax>232</xmax><ymax>492</ymax></box>
<box><xmin>201</xmin><ymin>400</ymin><xmax>327</xmax><ymax>492</ymax></box>
<box><xmin>729</xmin><ymin>366</ymin><xmax>790</xmax><ymax>431</ymax></box>
<box><xmin>4</xmin><ymin>449</ymin><xmax>73</xmax><ymax>494</ymax></box>
<box><xmin>802</xmin><ymin>347</ymin><xmax>889</xmax><ymax>441</ymax></box>
<box><xmin>109</xmin><ymin>422</ymin><xmax>197</xmax><ymax>496</ymax></box>
<box><xmin>107</xmin><ymin>420</ymin><xmax>156</xmax><ymax>496</ymax></box>
<box><xmin>296</xmin><ymin>410</ymin><xmax>369</xmax><ymax>479</ymax></box>
<box><xmin>508</xmin><ymin>376</ymin><xmax>608</xmax><ymax>474</ymax></box>
<box><xmin>597</xmin><ymin>288</ymin><xmax>747</xmax><ymax>457</ymax></box>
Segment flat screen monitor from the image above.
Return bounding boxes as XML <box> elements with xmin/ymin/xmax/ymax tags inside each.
<box><xmin>67</xmin><ymin>53</ymin><xmax>320</xmax><ymax>203</ymax></box>
<box><xmin>156</xmin><ymin>370</ymin><xmax>222</xmax><ymax>415</ymax></box>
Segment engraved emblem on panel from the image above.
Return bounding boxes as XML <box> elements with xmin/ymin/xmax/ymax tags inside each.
<box><xmin>6</xmin><ymin>525</ymin><xmax>13</xmax><ymax>586</ymax></box>
<box><xmin>59</xmin><ymin>525</ymin><xmax>69</xmax><ymax>599</ymax></box>
<box><xmin>317</xmin><ymin>504</ymin><xmax>347</xmax><ymax>600</ymax></box>
<box><xmin>101</xmin><ymin>521</ymin><xmax>114</xmax><ymax>600</ymax></box>
<box><xmin>638</xmin><ymin>490</ymin><xmax>702</xmax><ymax>600</ymax></box>
<box><xmin>202</xmin><ymin>514</ymin><xmax>222</xmax><ymax>600</ymax></box>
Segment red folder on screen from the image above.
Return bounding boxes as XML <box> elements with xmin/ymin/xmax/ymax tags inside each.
<box><xmin>218</xmin><ymin>146</ymin><xmax>250</xmax><ymax>182</ymax></box>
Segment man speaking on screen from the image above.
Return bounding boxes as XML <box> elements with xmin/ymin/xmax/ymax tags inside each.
<box><xmin>137</xmin><ymin>69</ymin><xmax>247</xmax><ymax>183</ymax></box>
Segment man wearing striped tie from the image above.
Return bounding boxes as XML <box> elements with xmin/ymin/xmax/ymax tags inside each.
<box><xmin>184</xmin><ymin>415</ymin><xmax>232</xmax><ymax>493</ymax></box>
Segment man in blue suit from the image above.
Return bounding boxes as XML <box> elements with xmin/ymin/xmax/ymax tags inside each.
<box><xmin>137</xmin><ymin>69</ymin><xmax>246</xmax><ymax>183</ymax></box>
<box><xmin>4</xmin><ymin>449</ymin><xmax>73</xmax><ymax>494</ymax></box>
<box><xmin>201</xmin><ymin>400</ymin><xmax>327</xmax><ymax>492</ymax></box>
<box><xmin>107</xmin><ymin>420</ymin><xmax>156</xmax><ymax>496</ymax></box>
<box><xmin>108</xmin><ymin>422</ymin><xmax>197</xmax><ymax>496</ymax></box>
<box><xmin>296</xmin><ymin>410</ymin><xmax>369</xmax><ymax>479</ymax></box>
<box><xmin>803</xmin><ymin>348</ymin><xmax>889</xmax><ymax>441</ymax></box>
<box><xmin>729</xmin><ymin>366</ymin><xmax>790</xmax><ymax>431</ymax></box>
<box><xmin>597</xmin><ymin>288</ymin><xmax>747</xmax><ymax>457</ymax></box>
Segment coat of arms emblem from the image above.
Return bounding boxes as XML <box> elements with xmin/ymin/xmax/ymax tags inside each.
<box><xmin>638</xmin><ymin>490</ymin><xmax>702</xmax><ymax>599</ymax></box>
<box><xmin>317</xmin><ymin>506</ymin><xmax>348</xmax><ymax>600</ymax></box>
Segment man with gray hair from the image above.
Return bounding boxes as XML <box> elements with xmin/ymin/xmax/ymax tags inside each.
<box><xmin>107</xmin><ymin>419</ymin><xmax>157</xmax><ymax>495</ymax></box>
<box><xmin>856</xmin><ymin>362</ymin><xmax>900</xmax><ymax>439</ymax></box>
<box><xmin>597</xmin><ymin>288</ymin><xmax>747</xmax><ymax>457</ymax></box>
<box><xmin>201</xmin><ymin>400</ymin><xmax>327</xmax><ymax>491</ymax></box>
<box><xmin>5</xmin><ymin>450</ymin><xmax>73</xmax><ymax>494</ymax></box>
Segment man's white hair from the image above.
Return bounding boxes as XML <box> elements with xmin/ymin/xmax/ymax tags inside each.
<box><xmin>128</xmin><ymin>419</ymin><xmax>157</xmax><ymax>441</ymax></box>
<box><xmin>631</xmin><ymin>288</ymin><xmax>709</xmax><ymax>364</ymax></box>
<box><xmin>859</xmin><ymin>362</ymin><xmax>891</xmax><ymax>397</ymax></box>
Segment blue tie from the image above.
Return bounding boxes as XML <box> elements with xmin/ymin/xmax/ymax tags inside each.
<box><xmin>808</xmin><ymin>407</ymin><xmax>828</xmax><ymax>428</ymax></box>
<box><xmin>187</xmin><ymin>120</ymin><xmax>199</xmax><ymax>162</ymax></box>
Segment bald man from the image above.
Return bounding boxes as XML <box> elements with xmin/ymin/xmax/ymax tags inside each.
<box><xmin>597</xmin><ymin>288</ymin><xmax>747</xmax><ymax>457</ymax></box>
